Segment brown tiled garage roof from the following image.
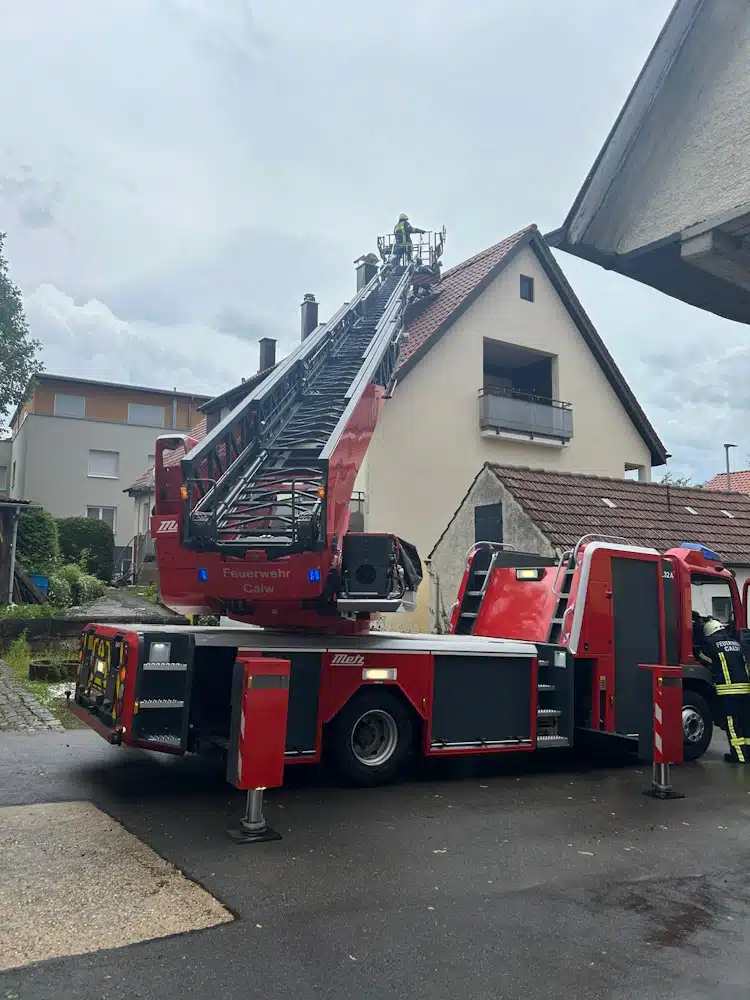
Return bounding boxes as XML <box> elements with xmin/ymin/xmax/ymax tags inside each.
<box><xmin>489</xmin><ymin>465</ymin><xmax>750</xmax><ymax>566</ymax></box>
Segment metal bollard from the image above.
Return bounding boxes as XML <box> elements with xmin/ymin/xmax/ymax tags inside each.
<box><xmin>229</xmin><ymin>787</ymin><xmax>282</xmax><ymax>844</ymax></box>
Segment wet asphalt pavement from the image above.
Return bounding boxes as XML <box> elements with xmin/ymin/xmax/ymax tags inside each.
<box><xmin>1</xmin><ymin>732</ymin><xmax>749</xmax><ymax>999</ymax></box>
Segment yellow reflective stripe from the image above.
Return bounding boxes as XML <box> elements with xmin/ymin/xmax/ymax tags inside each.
<box><xmin>719</xmin><ymin>652</ymin><xmax>732</xmax><ymax>686</ymax></box>
<box><xmin>715</xmin><ymin>683</ymin><xmax>750</xmax><ymax>695</ymax></box>
<box><xmin>727</xmin><ymin>717</ymin><xmax>746</xmax><ymax>762</ymax></box>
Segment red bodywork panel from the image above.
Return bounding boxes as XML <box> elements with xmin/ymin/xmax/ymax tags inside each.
<box><xmin>472</xmin><ymin>567</ymin><xmax>557</xmax><ymax>642</ymax></box>
<box><xmin>230</xmin><ymin>656</ymin><xmax>291</xmax><ymax>790</ymax></box>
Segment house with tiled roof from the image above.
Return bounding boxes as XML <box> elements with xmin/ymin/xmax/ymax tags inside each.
<box><xmin>705</xmin><ymin>469</ymin><xmax>750</xmax><ymax>493</ymax></box>
<box><xmin>123</xmin><ymin>228</ymin><xmax>666</xmax><ymax>618</ymax></box>
<box><xmin>357</xmin><ymin>223</ymin><xmax>667</xmax><ymax>630</ymax></box>
<box><xmin>428</xmin><ymin>465</ymin><xmax>750</xmax><ymax>633</ymax></box>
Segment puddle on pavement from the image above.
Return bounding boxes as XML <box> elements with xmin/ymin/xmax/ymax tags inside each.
<box><xmin>595</xmin><ymin>872</ymin><xmax>750</xmax><ymax>950</ymax></box>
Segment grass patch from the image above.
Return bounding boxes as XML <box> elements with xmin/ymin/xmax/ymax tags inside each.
<box><xmin>137</xmin><ymin>584</ymin><xmax>159</xmax><ymax>603</ymax></box>
<box><xmin>2</xmin><ymin>633</ymin><xmax>86</xmax><ymax>729</ymax></box>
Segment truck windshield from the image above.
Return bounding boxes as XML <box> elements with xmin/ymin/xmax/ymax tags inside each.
<box><xmin>691</xmin><ymin>574</ymin><xmax>735</xmax><ymax>629</ymax></box>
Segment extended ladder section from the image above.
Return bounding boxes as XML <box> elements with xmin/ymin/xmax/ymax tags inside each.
<box><xmin>179</xmin><ymin>247</ymin><xmax>432</xmax><ymax>556</ymax></box>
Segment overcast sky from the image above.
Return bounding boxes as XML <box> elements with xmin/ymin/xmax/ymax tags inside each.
<box><xmin>1</xmin><ymin>0</ymin><xmax>744</xmax><ymax>482</ymax></box>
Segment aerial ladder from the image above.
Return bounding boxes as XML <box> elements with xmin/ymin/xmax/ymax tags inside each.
<box><xmin>152</xmin><ymin>229</ymin><xmax>446</xmax><ymax>633</ymax></box>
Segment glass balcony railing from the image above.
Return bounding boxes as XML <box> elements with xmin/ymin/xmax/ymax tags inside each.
<box><xmin>479</xmin><ymin>386</ymin><xmax>573</xmax><ymax>442</ymax></box>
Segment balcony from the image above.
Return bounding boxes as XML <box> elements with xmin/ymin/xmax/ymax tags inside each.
<box><xmin>479</xmin><ymin>386</ymin><xmax>573</xmax><ymax>445</ymax></box>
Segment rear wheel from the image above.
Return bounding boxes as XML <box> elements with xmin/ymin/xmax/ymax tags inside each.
<box><xmin>682</xmin><ymin>690</ymin><xmax>713</xmax><ymax>761</ymax></box>
<box><xmin>328</xmin><ymin>689</ymin><xmax>414</xmax><ymax>786</ymax></box>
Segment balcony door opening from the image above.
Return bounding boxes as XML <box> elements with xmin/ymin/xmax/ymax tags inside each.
<box><xmin>480</xmin><ymin>339</ymin><xmax>571</xmax><ymax>444</ymax></box>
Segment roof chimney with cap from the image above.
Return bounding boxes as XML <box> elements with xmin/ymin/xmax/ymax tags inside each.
<box><xmin>301</xmin><ymin>293</ymin><xmax>319</xmax><ymax>341</ymax></box>
<box><xmin>355</xmin><ymin>252</ymin><xmax>379</xmax><ymax>291</ymax></box>
<box><xmin>259</xmin><ymin>337</ymin><xmax>276</xmax><ymax>372</ymax></box>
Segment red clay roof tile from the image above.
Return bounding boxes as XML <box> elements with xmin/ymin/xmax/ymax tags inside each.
<box><xmin>705</xmin><ymin>470</ymin><xmax>750</xmax><ymax>494</ymax></box>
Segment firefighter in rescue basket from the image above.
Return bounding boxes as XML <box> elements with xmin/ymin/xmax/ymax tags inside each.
<box><xmin>693</xmin><ymin>613</ymin><xmax>750</xmax><ymax>763</ymax></box>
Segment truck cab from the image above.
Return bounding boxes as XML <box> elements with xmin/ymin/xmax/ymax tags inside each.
<box><xmin>662</xmin><ymin>542</ymin><xmax>745</xmax><ymax>759</ymax></box>
<box><xmin>450</xmin><ymin>538</ymin><xmax>749</xmax><ymax>761</ymax></box>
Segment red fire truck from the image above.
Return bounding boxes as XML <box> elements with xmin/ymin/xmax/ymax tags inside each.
<box><xmin>69</xmin><ymin>231</ymin><xmax>700</xmax><ymax>832</ymax></box>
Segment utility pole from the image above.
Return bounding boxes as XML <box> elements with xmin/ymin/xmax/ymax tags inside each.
<box><xmin>724</xmin><ymin>442</ymin><xmax>738</xmax><ymax>490</ymax></box>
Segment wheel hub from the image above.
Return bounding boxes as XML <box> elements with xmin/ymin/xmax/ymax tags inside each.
<box><xmin>682</xmin><ymin>706</ymin><xmax>705</xmax><ymax>744</ymax></box>
<box><xmin>351</xmin><ymin>709</ymin><xmax>399</xmax><ymax>767</ymax></box>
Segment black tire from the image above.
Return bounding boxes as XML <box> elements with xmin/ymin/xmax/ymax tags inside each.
<box><xmin>682</xmin><ymin>689</ymin><xmax>713</xmax><ymax>761</ymax></box>
<box><xmin>327</xmin><ymin>688</ymin><xmax>414</xmax><ymax>787</ymax></box>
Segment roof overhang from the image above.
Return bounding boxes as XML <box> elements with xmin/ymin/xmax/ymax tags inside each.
<box><xmin>547</xmin><ymin>0</ymin><xmax>750</xmax><ymax>323</ymax></box>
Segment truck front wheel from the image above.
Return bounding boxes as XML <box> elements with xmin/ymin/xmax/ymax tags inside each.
<box><xmin>328</xmin><ymin>689</ymin><xmax>414</xmax><ymax>786</ymax></box>
<box><xmin>682</xmin><ymin>690</ymin><xmax>713</xmax><ymax>761</ymax></box>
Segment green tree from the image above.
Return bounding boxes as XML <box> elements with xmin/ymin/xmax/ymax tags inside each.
<box><xmin>0</xmin><ymin>233</ymin><xmax>42</xmax><ymax>429</ymax></box>
<box><xmin>658</xmin><ymin>472</ymin><xmax>702</xmax><ymax>488</ymax></box>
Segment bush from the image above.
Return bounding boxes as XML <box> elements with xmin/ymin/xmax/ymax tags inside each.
<box><xmin>5</xmin><ymin>632</ymin><xmax>31</xmax><ymax>673</ymax></box>
<box><xmin>80</xmin><ymin>573</ymin><xmax>105</xmax><ymax>603</ymax></box>
<box><xmin>0</xmin><ymin>604</ymin><xmax>65</xmax><ymax>621</ymax></box>
<box><xmin>57</xmin><ymin>518</ymin><xmax>114</xmax><ymax>582</ymax></box>
<box><xmin>17</xmin><ymin>509</ymin><xmax>60</xmax><ymax>575</ymax></box>
<box><xmin>55</xmin><ymin>564</ymin><xmax>106</xmax><ymax>605</ymax></box>
<box><xmin>47</xmin><ymin>574</ymin><xmax>72</xmax><ymax>607</ymax></box>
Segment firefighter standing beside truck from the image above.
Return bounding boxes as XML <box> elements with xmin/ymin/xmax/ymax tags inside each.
<box><xmin>694</xmin><ymin>613</ymin><xmax>750</xmax><ymax>763</ymax></box>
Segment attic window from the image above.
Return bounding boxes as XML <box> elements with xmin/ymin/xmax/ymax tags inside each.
<box><xmin>520</xmin><ymin>274</ymin><xmax>534</xmax><ymax>302</ymax></box>
<box><xmin>601</xmin><ymin>498</ymin><xmax>616</xmax><ymax>508</ymax></box>
<box><xmin>721</xmin><ymin>509</ymin><xmax>734</xmax><ymax>519</ymax></box>
<box><xmin>685</xmin><ymin>506</ymin><xmax>698</xmax><ymax>515</ymax></box>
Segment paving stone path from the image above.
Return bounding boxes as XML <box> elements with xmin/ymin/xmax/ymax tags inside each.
<box><xmin>0</xmin><ymin>661</ymin><xmax>64</xmax><ymax>732</ymax></box>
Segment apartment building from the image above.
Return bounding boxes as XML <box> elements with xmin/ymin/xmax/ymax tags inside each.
<box><xmin>5</xmin><ymin>374</ymin><xmax>208</xmax><ymax>569</ymax></box>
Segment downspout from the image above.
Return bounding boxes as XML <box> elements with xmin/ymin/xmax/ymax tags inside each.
<box><xmin>7</xmin><ymin>508</ymin><xmax>20</xmax><ymax>603</ymax></box>
<box><xmin>172</xmin><ymin>392</ymin><xmax>178</xmax><ymax>429</ymax></box>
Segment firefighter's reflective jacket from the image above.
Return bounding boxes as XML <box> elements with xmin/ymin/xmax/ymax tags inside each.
<box><xmin>697</xmin><ymin>625</ymin><xmax>750</xmax><ymax>696</ymax></box>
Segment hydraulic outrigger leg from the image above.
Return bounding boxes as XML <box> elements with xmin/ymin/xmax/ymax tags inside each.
<box><xmin>229</xmin><ymin>788</ymin><xmax>281</xmax><ymax>844</ymax></box>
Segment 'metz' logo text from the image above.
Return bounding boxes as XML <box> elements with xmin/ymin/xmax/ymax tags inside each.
<box><xmin>157</xmin><ymin>520</ymin><xmax>178</xmax><ymax>533</ymax></box>
<box><xmin>330</xmin><ymin>653</ymin><xmax>365</xmax><ymax>667</ymax></box>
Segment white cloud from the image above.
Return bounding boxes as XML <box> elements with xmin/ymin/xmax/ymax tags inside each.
<box><xmin>24</xmin><ymin>284</ymin><xmax>259</xmax><ymax>395</ymax></box>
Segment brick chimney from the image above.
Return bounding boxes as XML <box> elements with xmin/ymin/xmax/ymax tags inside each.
<box><xmin>301</xmin><ymin>293</ymin><xmax>319</xmax><ymax>341</ymax></box>
<box><xmin>259</xmin><ymin>337</ymin><xmax>276</xmax><ymax>371</ymax></box>
<box><xmin>355</xmin><ymin>254</ymin><xmax>379</xmax><ymax>291</ymax></box>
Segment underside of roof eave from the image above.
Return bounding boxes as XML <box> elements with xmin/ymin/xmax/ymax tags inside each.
<box><xmin>555</xmin><ymin>0</ymin><xmax>707</xmax><ymax>250</ymax></box>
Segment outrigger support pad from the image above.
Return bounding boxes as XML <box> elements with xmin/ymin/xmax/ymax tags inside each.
<box><xmin>228</xmin><ymin>788</ymin><xmax>282</xmax><ymax>844</ymax></box>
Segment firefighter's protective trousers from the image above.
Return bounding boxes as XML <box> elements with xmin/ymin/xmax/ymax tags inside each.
<box><xmin>699</xmin><ymin>633</ymin><xmax>750</xmax><ymax>761</ymax></box>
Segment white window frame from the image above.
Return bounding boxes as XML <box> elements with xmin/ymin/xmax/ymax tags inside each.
<box><xmin>127</xmin><ymin>402</ymin><xmax>165</xmax><ymax>427</ymax></box>
<box><xmin>54</xmin><ymin>393</ymin><xmax>86</xmax><ymax>418</ymax></box>
<box><xmin>0</xmin><ymin>466</ymin><xmax>6</xmax><ymax>492</ymax></box>
<box><xmin>88</xmin><ymin>449</ymin><xmax>119</xmax><ymax>479</ymax></box>
<box><xmin>87</xmin><ymin>505</ymin><xmax>117</xmax><ymax>533</ymax></box>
